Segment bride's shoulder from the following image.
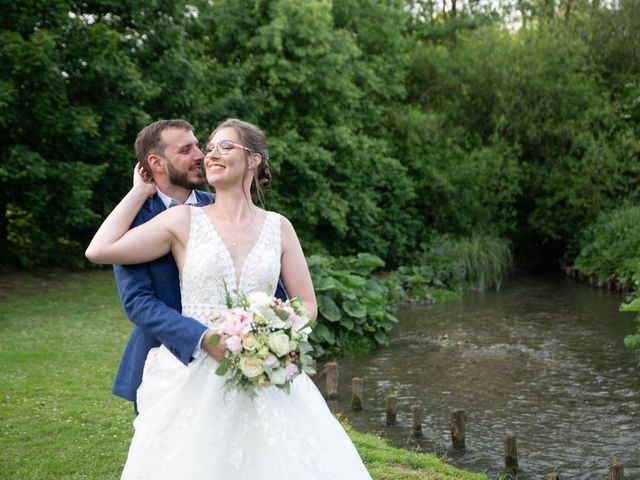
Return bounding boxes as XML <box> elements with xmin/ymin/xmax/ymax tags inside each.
<box><xmin>263</xmin><ymin>210</ymin><xmax>293</xmax><ymax>227</ymax></box>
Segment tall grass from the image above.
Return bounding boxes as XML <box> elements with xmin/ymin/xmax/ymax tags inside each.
<box><xmin>450</xmin><ymin>235</ymin><xmax>513</xmax><ymax>291</ymax></box>
<box><xmin>421</xmin><ymin>234</ymin><xmax>513</xmax><ymax>292</ymax></box>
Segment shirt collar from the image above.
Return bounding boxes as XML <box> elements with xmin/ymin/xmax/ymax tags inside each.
<box><xmin>156</xmin><ymin>189</ymin><xmax>198</xmax><ymax>209</ymax></box>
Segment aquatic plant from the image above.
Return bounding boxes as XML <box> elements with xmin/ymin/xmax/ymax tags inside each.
<box><xmin>420</xmin><ymin>234</ymin><xmax>513</xmax><ymax>292</ymax></box>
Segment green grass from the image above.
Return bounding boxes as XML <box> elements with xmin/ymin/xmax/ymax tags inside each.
<box><xmin>0</xmin><ymin>269</ymin><xmax>488</xmax><ymax>480</ymax></box>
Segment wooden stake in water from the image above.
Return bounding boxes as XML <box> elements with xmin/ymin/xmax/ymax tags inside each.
<box><xmin>450</xmin><ymin>409</ymin><xmax>466</xmax><ymax>449</ymax></box>
<box><xmin>351</xmin><ymin>377</ymin><xmax>363</xmax><ymax>411</ymax></box>
<box><xmin>504</xmin><ymin>431</ymin><xmax>518</xmax><ymax>470</ymax></box>
<box><xmin>608</xmin><ymin>459</ymin><xmax>624</xmax><ymax>480</ymax></box>
<box><xmin>324</xmin><ymin>361</ymin><xmax>338</xmax><ymax>400</ymax></box>
<box><xmin>385</xmin><ymin>395</ymin><xmax>397</xmax><ymax>425</ymax></box>
<box><xmin>411</xmin><ymin>404</ymin><xmax>423</xmax><ymax>437</ymax></box>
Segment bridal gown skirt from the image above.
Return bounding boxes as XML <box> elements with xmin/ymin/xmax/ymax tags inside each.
<box><xmin>121</xmin><ymin>346</ymin><xmax>372</xmax><ymax>479</ymax></box>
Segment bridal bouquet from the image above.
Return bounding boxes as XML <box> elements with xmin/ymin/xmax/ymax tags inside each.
<box><xmin>208</xmin><ymin>291</ymin><xmax>316</xmax><ymax>396</ymax></box>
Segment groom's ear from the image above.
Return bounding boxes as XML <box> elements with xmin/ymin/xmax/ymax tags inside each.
<box><xmin>147</xmin><ymin>154</ymin><xmax>165</xmax><ymax>173</ymax></box>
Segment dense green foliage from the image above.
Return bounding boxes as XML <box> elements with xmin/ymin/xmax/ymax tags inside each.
<box><xmin>572</xmin><ymin>206</ymin><xmax>640</xmax><ymax>286</ymax></box>
<box><xmin>622</xmin><ymin>296</ymin><xmax>640</xmax><ymax>362</ymax></box>
<box><xmin>0</xmin><ymin>270</ymin><xmax>488</xmax><ymax>480</ymax></box>
<box><xmin>308</xmin><ymin>253</ymin><xmax>399</xmax><ymax>357</ymax></box>
<box><xmin>2</xmin><ymin>0</ymin><xmax>638</xmax><ymax>269</ymax></box>
<box><xmin>389</xmin><ymin>234</ymin><xmax>512</xmax><ymax>299</ymax></box>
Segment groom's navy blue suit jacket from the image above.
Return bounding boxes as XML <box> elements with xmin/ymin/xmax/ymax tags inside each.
<box><xmin>112</xmin><ymin>191</ymin><xmax>287</xmax><ymax>402</ymax></box>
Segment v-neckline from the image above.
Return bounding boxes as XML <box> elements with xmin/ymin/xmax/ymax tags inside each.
<box><xmin>200</xmin><ymin>208</ymin><xmax>269</xmax><ymax>291</ymax></box>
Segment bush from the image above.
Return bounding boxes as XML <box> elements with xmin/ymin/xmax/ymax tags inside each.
<box><xmin>573</xmin><ymin>206</ymin><xmax>640</xmax><ymax>284</ymax></box>
<box><xmin>307</xmin><ymin>253</ymin><xmax>398</xmax><ymax>358</ymax></box>
<box><xmin>622</xmin><ymin>291</ymin><xmax>640</xmax><ymax>364</ymax></box>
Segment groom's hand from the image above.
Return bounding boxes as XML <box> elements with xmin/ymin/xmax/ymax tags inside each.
<box><xmin>201</xmin><ymin>330</ymin><xmax>226</xmax><ymax>362</ymax></box>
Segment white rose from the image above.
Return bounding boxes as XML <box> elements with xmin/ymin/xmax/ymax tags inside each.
<box><xmin>268</xmin><ymin>331</ymin><xmax>291</xmax><ymax>357</ymax></box>
<box><xmin>268</xmin><ymin>367</ymin><xmax>287</xmax><ymax>385</ymax></box>
<box><xmin>242</xmin><ymin>332</ymin><xmax>258</xmax><ymax>351</ymax></box>
<box><xmin>238</xmin><ymin>356</ymin><xmax>264</xmax><ymax>378</ymax></box>
<box><xmin>246</xmin><ymin>291</ymin><xmax>272</xmax><ymax>307</ymax></box>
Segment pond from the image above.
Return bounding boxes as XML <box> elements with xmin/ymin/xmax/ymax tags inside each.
<box><xmin>319</xmin><ymin>273</ymin><xmax>639</xmax><ymax>479</ymax></box>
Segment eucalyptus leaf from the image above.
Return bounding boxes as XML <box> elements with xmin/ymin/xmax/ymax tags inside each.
<box><xmin>215</xmin><ymin>358</ymin><xmax>230</xmax><ymax>376</ymax></box>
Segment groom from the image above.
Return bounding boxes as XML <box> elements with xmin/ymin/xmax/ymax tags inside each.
<box><xmin>112</xmin><ymin>119</ymin><xmax>285</xmax><ymax>409</ymax></box>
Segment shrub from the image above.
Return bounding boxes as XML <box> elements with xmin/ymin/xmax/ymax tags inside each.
<box><xmin>573</xmin><ymin>206</ymin><xmax>640</xmax><ymax>284</ymax></box>
<box><xmin>307</xmin><ymin>253</ymin><xmax>398</xmax><ymax>357</ymax></box>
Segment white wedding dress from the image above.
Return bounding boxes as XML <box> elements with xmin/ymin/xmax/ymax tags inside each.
<box><xmin>121</xmin><ymin>207</ymin><xmax>371</xmax><ymax>480</ymax></box>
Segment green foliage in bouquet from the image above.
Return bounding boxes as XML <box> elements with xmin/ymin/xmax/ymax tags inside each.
<box><xmin>207</xmin><ymin>291</ymin><xmax>315</xmax><ymax>397</ymax></box>
<box><xmin>307</xmin><ymin>253</ymin><xmax>398</xmax><ymax>357</ymax></box>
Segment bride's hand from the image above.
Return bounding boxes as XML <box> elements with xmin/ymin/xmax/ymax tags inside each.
<box><xmin>133</xmin><ymin>162</ymin><xmax>157</xmax><ymax>196</ymax></box>
<box><xmin>201</xmin><ymin>330</ymin><xmax>226</xmax><ymax>362</ymax></box>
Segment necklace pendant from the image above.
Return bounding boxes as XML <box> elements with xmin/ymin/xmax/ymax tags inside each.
<box><xmin>232</xmin><ymin>242</ymin><xmax>237</xmax><ymax>247</ymax></box>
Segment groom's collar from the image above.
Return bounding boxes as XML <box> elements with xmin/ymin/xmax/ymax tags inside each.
<box><xmin>156</xmin><ymin>189</ymin><xmax>198</xmax><ymax>209</ymax></box>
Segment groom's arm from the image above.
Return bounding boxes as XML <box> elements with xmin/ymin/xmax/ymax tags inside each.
<box><xmin>114</xmin><ymin>262</ymin><xmax>207</xmax><ymax>365</ymax></box>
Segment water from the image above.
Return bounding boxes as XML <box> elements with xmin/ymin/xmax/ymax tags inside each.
<box><xmin>319</xmin><ymin>274</ymin><xmax>640</xmax><ymax>479</ymax></box>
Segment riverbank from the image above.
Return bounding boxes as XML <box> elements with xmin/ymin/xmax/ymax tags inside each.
<box><xmin>0</xmin><ymin>269</ymin><xmax>488</xmax><ymax>479</ymax></box>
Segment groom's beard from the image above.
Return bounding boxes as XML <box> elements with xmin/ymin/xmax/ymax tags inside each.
<box><xmin>166</xmin><ymin>160</ymin><xmax>205</xmax><ymax>190</ymax></box>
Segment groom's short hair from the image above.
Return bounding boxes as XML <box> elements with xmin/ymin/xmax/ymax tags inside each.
<box><xmin>135</xmin><ymin>119</ymin><xmax>193</xmax><ymax>173</ymax></box>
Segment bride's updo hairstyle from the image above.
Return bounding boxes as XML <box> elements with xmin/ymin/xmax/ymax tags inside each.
<box><xmin>209</xmin><ymin>118</ymin><xmax>271</xmax><ymax>205</ymax></box>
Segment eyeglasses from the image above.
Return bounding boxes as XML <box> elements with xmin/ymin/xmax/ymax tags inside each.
<box><xmin>203</xmin><ymin>139</ymin><xmax>251</xmax><ymax>156</ymax></box>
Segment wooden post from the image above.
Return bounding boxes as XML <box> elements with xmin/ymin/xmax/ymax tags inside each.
<box><xmin>324</xmin><ymin>361</ymin><xmax>338</xmax><ymax>400</ymax></box>
<box><xmin>411</xmin><ymin>404</ymin><xmax>422</xmax><ymax>437</ymax></box>
<box><xmin>351</xmin><ymin>377</ymin><xmax>363</xmax><ymax>411</ymax></box>
<box><xmin>385</xmin><ymin>395</ymin><xmax>397</xmax><ymax>425</ymax></box>
<box><xmin>450</xmin><ymin>409</ymin><xmax>466</xmax><ymax>449</ymax></box>
<box><xmin>608</xmin><ymin>459</ymin><xmax>624</xmax><ymax>480</ymax></box>
<box><xmin>504</xmin><ymin>431</ymin><xmax>518</xmax><ymax>470</ymax></box>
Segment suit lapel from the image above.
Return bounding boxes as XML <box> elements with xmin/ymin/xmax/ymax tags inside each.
<box><xmin>148</xmin><ymin>194</ymin><xmax>167</xmax><ymax>214</ymax></box>
<box><xmin>194</xmin><ymin>190</ymin><xmax>214</xmax><ymax>207</ymax></box>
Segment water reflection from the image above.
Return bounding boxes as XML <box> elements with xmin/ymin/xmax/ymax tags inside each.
<box><xmin>318</xmin><ymin>274</ymin><xmax>639</xmax><ymax>479</ymax></box>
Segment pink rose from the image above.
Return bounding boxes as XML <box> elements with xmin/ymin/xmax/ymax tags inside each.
<box><xmin>264</xmin><ymin>353</ymin><xmax>279</xmax><ymax>369</ymax></box>
<box><xmin>225</xmin><ymin>335</ymin><xmax>243</xmax><ymax>355</ymax></box>
<box><xmin>290</xmin><ymin>313</ymin><xmax>302</xmax><ymax>328</ymax></box>
<box><xmin>220</xmin><ymin>308</ymin><xmax>254</xmax><ymax>336</ymax></box>
<box><xmin>285</xmin><ymin>363</ymin><xmax>299</xmax><ymax>380</ymax></box>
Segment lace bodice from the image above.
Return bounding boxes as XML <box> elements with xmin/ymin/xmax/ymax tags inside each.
<box><xmin>180</xmin><ymin>207</ymin><xmax>281</xmax><ymax>325</ymax></box>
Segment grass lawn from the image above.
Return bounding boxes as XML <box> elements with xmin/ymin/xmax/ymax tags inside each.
<box><xmin>0</xmin><ymin>269</ymin><xmax>489</xmax><ymax>480</ymax></box>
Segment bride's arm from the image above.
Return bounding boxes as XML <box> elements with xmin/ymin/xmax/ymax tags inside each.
<box><xmin>86</xmin><ymin>165</ymin><xmax>180</xmax><ymax>265</ymax></box>
<box><xmin>280</xmin><ymin>216</ymin><xmax>317</xmax><ymax>321</ymax></box>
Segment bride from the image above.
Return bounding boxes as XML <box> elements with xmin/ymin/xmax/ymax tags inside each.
<box><xmin>86</xmin><ymin>118</ymin><xmax>372</xmax><ymax>479</ymax></box>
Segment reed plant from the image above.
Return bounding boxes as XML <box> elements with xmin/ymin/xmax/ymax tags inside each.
<box><xmin>420</xmin><ymin>234</ymin><xmax>513</xmax><ymax>292</ymax></box>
